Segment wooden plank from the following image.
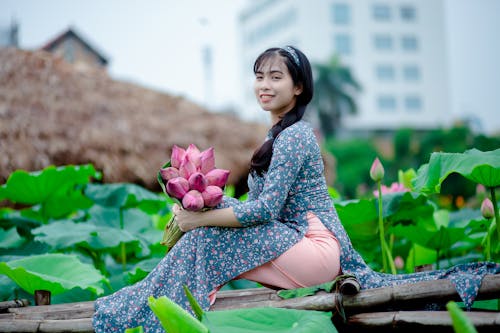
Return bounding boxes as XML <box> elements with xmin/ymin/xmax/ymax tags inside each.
<box><xmin>0</xmin><ymin>318</ymin><xmax>93</xmax><ymax>333</ymax></box>
<box><xmin>341</xmin><ymin>310</ymin><xmax>500</xmax><ymax>333</ymax></box>
<box><xmin>8</xmin><ymin>302</ymin><xmax>94</xmax><ymax>320</ymax></box>
<box><xmin>0</xmin><ymin>300</ymin><xmax>29</xmax><ymax>313</ymax></box>
<box><xmin>211</xmin><ymin>274</ymin><xmax>500</xmax><ymax>312</ymax></box>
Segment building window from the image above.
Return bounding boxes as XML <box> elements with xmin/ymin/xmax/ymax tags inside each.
<box><xmin>374</xmin><ymin>34</ymin><xmax>393</xmax><ymax>50</ymax></box>
<box><xmin>373</xmin><ymin>4</ymin><xmax>391</xmax><ymax>21</ymax></box>
<box><xmin>334</xmin><ymin>34</ymin><xmax>352</xmax><ymax>55</ymax></box>
<box><xmin>376</xmin><ymin>65</ymin><xmax>395</xmax><ymax>80</ymax></box>
<box><xmin>401</xmin><ymin>5</ymin><xmax>416</xmax><ymax>21</ymax></box>
<box><xmin>332</xmin><ymin>3</ymin><xmax>351</xmax><ymax>24</ymax></box>
<box><xmin>402</xmin><ymin>35</ymin><xmax>418</xmax><ymax>51</ymax></box>
<box><xmin>403</xmin><ymin>65</ymin><xmax>420</xmax><ymax>81</ymax></box>
<box><xmin>405</xmin><ymin>95</ymin><xmax>422</xmax><ymax>111</ymax></box>
<box><xmin>377</xmin><ymin>95</ymin><xmax>396</xmax><ymax>111</ymax></box>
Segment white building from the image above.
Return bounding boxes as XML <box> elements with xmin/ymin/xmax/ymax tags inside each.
<box><xmin>237</xmin><ymin>0</ymin><xmax>451</xmax><ymax>132</ymax></box>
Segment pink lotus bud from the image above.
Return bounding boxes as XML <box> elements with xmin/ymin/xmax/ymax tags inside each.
<box><xmin>160</xmin><ymin>166</ymin><xmax>179</xmax><ymax>182</ymax></box>
<box><xmin>200</xmin><ymin>147</ymin><xmax>215</xmax><ymax>174</ymax></box>
<box><xmin>394</xmin><ymin>256</ymin><xmax>404</xmax><ymax>270</ymax></box>
<box><xmin>170</xmin><ymin>145</ymin><xmax>186</xmax><ymax>169</ymax></box>
<box><xmin>188</xmin><ymin>172</ymin><xmax>208</xmax><ymax>192</ymax></box>
<box><xmin>179</xmin><ymin>155</ymin><xmax>197</xmax><ymax>179</ymax></box>
<box><xmin>481</xmin><ymin>198</ymin><xmax>494</xmax><ymax>219</ymax></box>
<box><xmin>205</xmin><ymin>168</ymin><xmax>230</xmax><ymax>188</ymax></box>
<box><xmin>370</xmin><ymin>157</ymin><xmax>385</xmax><ymax>182</ymax></box>
<box><xmin>166</xmin><ymin>177</ymin><xmax>189</xmax><ymax>199</ymax></box>
<box><xmin>182</xmin><ymin>190</ymin><xmax>205</xmax><ymax>211</ymax></box>
<box><xmin>202</xmin><ymin>185</ymin><xmax>223</xmax><ymax>207</ymax></box>
<box><xmin>185</xmin><ymin>144</ymin><xmax>201</xmax><ymax>169</ymax></box>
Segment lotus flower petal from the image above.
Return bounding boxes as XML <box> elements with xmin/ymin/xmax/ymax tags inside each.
<box><xmin>205</xmin><ymin>169</ymin><xmax>230</xmax><ymax>188</ymax></box>
<box><xmin>202</xmin><ymin>185</ymin><xmax>223</xmax><ymax>207</ymax></box>
<box><xmin>481</xmin><ymin>198</ymin><xmax>494</xmax><ymax>219</ymax></box>
<box><xmin>179</xmin><ymin>156</ymin><xmax>197</xmax><ymax>179</ymax></box>
<box><xmin>160</xmin><ymin>167</ymin><xmax>179</xmax><ymax>182</ymax></box>
<box><xmin>188</xmin><ymin>172</ymin><xmax>208</xmax><ymax>192</ymax></box>
<box><xmin>166</xmin><ymin>177</ymin><xmax>189</xmax><ymax>199</ymax></box>
<box><xmin>170</xmin><ymin>145</ymin><xmax>186</xmax><ymax>169</ymax></box>
<box><xmin>182</xmin><ymin>190</ymin><xmax>205</xmax><ymax>211</ymax></box>
<box><xmin>186</xmin><ymin>144</ymin><xmax>201</xmax><ymax>169</ymax></box>
<box><xmin>370</xmin><ymin>157</ymin><xmax>385</xmax><ymax>182</ymax></box>
<box><xmin>200</xmin><ymin>147</ymin><xmax>215</xmax><ymax>174</ymax></box>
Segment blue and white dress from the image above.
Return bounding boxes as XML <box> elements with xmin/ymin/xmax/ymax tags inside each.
<box><xmin>93</xmin><ymin>120</ymin><xmax>499</xmax><ymax>332</ymax></box>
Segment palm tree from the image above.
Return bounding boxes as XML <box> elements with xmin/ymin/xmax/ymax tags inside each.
<box><xmin>310</xmin><ymin>56</ymin><xmax>362</xmax><ymax>138</ymax></box>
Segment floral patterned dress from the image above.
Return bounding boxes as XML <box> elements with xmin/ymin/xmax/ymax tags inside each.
<box><xmin>93</xmin><ymin>121</ymin><xmax>499</xmax><ymax>332</ymax></box>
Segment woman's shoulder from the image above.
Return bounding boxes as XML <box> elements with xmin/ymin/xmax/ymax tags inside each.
<box><xmin>277</xmin><ymin>120</ymin><xmax>315</xmax><ymax>141</ymax></box>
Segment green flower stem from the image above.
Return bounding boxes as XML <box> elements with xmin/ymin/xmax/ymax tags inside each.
<box><xmin>120</xmin><ymin>207</ymin><xmax>127</xmax><ymax>271</ymax></box>
<box><xmin>489</xmin><ymin>187</ymin><xmax>500</xmax><ymax>241</ymax></box>
<box><xmin>376</xmin><ymin>181</ymin><xmax>396</xmax><ymax>274</ymax></box>
<box><xmin>485</xmin><ymin>218</ymin><xmax>493</xmax><ymax>261</ymax></box>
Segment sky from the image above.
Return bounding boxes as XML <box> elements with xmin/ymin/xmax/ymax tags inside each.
<box><xmin>2</xmin><ymin>0</ymin><xmax>500</xmax><ymax>134</ymax></box>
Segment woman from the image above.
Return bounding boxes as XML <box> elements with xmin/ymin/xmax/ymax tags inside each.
<box><xmin>93</xmin><ymin>46</ymin><xmax>499</xmax><ymax>332</ymax></box>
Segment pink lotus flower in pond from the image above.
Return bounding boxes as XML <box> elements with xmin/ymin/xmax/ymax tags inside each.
<box><xmin>205</xmin><ymin>168</ymin><xmax>230</xmax><ymax>188</ymax></box>
<box><xmin>170</xmin><ymin>145</ymin><xmax>186</xmax><ymax>169</ymax></box>
<box><xmin>166</xmin><ymin>177</ymin><xmax>189</xmax><ymax>199</ymax></box>
<box><xmin>188</xmin><ymin>172</ymin><xmax>208</xmax><ymax>192</ymax></box>
<box><xmin>160</xmin><ymin>166</ymin><xmax>179</xmax><ymax>182</ymax></box>
<box><xmin>182</xmin><ymin>190</ymin><xmax>205</xmax><ymax>211</ymax></box>
<box><xmin>481</xmin><ymin>198</ymin><xmax>494</xmax><ymax>219</ymax></box>
<box><xmin>202</xmin><ymin>185</ymin><xmax>224</xmax><ymax>207</ymax></box>
<box><xmin>200</xmin><ymin>147</ymin><xmax>215</xmax><ymax>174</ymax></box>
<box><xmin>373</xmin><ymin>182</ymin><xmax>409</xmax><ymax>197</ymax></box>
<box><xmin>179</xmin><ymin>156</ymin><xmax>197</xmax><ymax>179</ymax></box>
<box><xmin>186</xmin><ymin>144</ymin><xmax>201</xmax><ymax>169</ymax></box>
<box><xmin>394</xmin><ymin>256</ymin><xmax>405</xmax><ymax>270</ymax></box>
<box><xmin>370</xmin><ymin>157</ymin><xmax>385</xmax><ymax>182</ymax></box>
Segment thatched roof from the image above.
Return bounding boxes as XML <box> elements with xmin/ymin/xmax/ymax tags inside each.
<box><xmin>0</xmin><ymin>48</ymin><xmax>267</xmax><ymax>191</ymax></box>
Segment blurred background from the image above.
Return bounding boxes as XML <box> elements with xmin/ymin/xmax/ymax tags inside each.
<box><xmin>1</xmin><ymin>0</ymin><xmax>499</xmax><ymax>201</ymax></box>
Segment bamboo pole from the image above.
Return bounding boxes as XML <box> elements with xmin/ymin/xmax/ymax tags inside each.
<box><xmin>0</xmin><ymin>300</ymin><xmax>30</xmax><ymax>313</ymax></box>
<box><xmin>340</xmin><ymin>310</ymin><xmax>500</xmax><ymax>333</ymax></box>
<box><xmin>0</xmin><ymin>318</ymin><xmax>93</xmax><ymax>333</ymax></box>
<box><xmin>211</xmin><ymin>274</ymin><xmax>500</xmax><ymax>312</ymax></box>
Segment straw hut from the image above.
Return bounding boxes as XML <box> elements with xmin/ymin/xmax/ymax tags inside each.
<box><xmin>0</xmin><ymin>48</ymin><xmax>267</xmax><ymax>193</ymax></box>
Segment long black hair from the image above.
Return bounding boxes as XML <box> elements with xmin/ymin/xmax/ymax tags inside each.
<box><xmin>249</xmin><ymin>46</ymin><xmax>314</xmax><ymax>176</ymax></box>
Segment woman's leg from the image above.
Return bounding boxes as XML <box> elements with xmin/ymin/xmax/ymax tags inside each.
<box><xmin>210</xmin><ymin>213</ymin><xmax>341</xmax><ymax>305</ymax></box>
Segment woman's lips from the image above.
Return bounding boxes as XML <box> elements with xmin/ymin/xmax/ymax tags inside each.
<box><xmin>260</xmin><ymin>94</ymin><xmax>273</xmax><ymax>102</ymax></box>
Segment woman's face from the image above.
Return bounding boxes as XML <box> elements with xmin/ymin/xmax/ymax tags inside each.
<box><xmin>254</xmin><ymin>55</ymin><xmax>302</xmax><ymax>118</ymax></box>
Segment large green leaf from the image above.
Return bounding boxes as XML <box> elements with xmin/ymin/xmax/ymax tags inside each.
<box><xmin>0</xmin><ymin>164</ymin><xmax>100</xmax><ymax>204</ymax></box>
<box><xmin>0</xmin><ymin>227</ymin><xmax>24</xmax><ymax>249</ymax></box>
<box><xmin>0</xmin><ymin>253</ymin><xmax>107</xmax><ymax>295</ymax></box>
<box><xmin>203</xmin><ymin>307</ymin><xmax>338</xmax><ymax>333</ymax></box>
<box><xmin>0</xmin><ymin>164</ymin><xmax>101</xmax><ymax>219</ymax></box>
<box><xmin>413</xmin><ymin>148</ymin><xmax>500</xmax><ymax>193</ymax></box>
<box><xmin>85</xmin><ymin>183</ymin><xmax>166</xmax><ymax>213</ymax></box>
<box><xmin>334</xmin><ymin>199</ymin><xmax>378</xmax><ymax>241</ymax></box>
<box><xmin>32</xmin><ymin>220</ymin><xmax>150</xmax><ymax>257</ymax></box>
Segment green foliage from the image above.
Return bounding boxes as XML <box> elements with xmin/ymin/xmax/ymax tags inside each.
<box><xmin>413</xmin><ymin>149</ymin><xmax>500</xmax><ymax>193</ymax></box>
<box><xmin>325</xmin><ymin>138</ymin><xmax>378</xmax><ymax>198</ymax></box>
<box><xmin>0</xmin><ymin>253</ymin><xmax>107</xmax><ymax>295</ymax></box>
<box><xmin>446</xmin><ymin>301</ymin><xmax>478</xmax><ymax>333</ymax></box>
<box><xmin>311</xmin><ymin>56</ymin><xmax>361</xmax><ymax>138</ymax></box>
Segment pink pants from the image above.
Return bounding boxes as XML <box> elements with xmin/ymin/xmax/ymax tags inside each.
<box><xmin>209</xmin><ymin>212</ymin><xmax>341</xmax><ymax>305</ymax></box>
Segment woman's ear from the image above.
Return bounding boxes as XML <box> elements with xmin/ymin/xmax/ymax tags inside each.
<box><xmin>294</xmin><ymin>83</ymin><xmax>303</xmax><ymax>96</ymax></box>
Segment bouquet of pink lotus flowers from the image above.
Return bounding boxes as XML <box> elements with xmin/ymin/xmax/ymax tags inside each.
<box><xmin>157</xmin><ymin>144</ymin><xmax>230</xmax><ymax>250</ymax></box>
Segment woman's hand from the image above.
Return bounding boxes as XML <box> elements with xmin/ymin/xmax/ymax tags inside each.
<box><xmin>173</xmin><ymin>204</ymin><xmax>203</xmax><ymax>232</ymax></box>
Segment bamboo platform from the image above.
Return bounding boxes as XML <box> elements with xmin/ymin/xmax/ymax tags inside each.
<box><xmin>1</xmin><ymin>274</ymin><xmax>499</xmax><ymax>332</ymax></box>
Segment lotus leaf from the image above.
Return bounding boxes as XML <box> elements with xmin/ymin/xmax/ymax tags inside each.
<box><xmin>413</xmin><ymin>148</ymin><xmax>500</xmax><ymax>194</ymax></box>
<box><xmin>0</xmin><ymin>253</ymin><xmax>107</xmax><ymax>295</ymax></box>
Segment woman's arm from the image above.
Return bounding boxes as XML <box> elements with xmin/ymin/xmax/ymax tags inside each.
<box><xmin>173</xmin><ymin>204</ymin><xmax>242</xmax><ymax>232</ymax></box>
